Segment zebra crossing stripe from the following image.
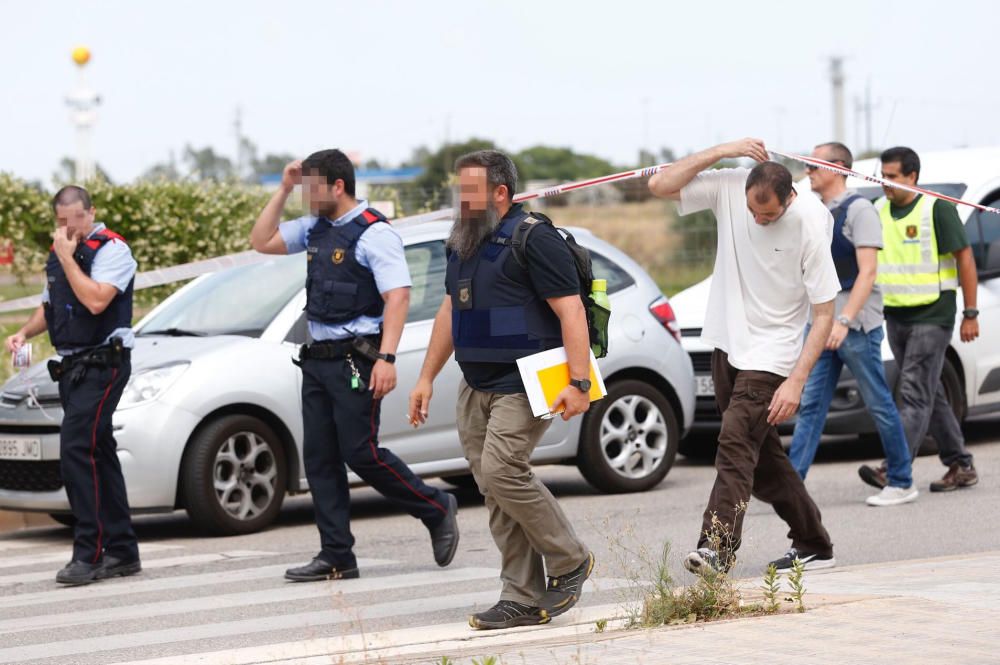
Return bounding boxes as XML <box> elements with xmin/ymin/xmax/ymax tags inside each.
<box><xmin>0</xmin><ymin>543</ymin><xmax>181</xmax><ymax>569</ymax></box>
<box><xmin>0</xmin><ymin>566</ymin><xmax>501</xmax><ymax>635</ymax></box>
<box><xmin>0</xmin><ymin>577</ymin><xmax>631</xmax><ymax>664</ymax></box>
<box><xmin>0</xmin><ymin>557</ymin><xmax>396</xmax><ymax>610</ymax></box>
<box><xmin>116</xmin><ymin>601</ymin><xmax>633</xmax><ymax>665</ymax></box>
<box><xmin>0</xmin><ymin>549</ymin><xmax>280</xmax><ymax>587</ymax></box>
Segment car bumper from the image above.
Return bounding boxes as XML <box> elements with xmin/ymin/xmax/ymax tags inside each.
<box><xmin>0</xmin><ymin>398</ymin><xmax>200</xmax><ymax>513</ymax></box>
<box><xmin>683</xmin><ymin>350</ymin><xmax>900</xmax><ymax>437</ymax></box>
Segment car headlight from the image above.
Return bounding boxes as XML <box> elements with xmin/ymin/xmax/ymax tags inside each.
<box><xmin>118</xmin><ymin>363</ymin><xmax>190</xmax><ymax>409</ymax></box>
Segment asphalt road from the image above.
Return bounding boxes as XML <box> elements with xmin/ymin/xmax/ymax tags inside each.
<box><xmin>0</xmin><ymin>418</ymin><xmax>997</xmax><ymax>664</ymax></box>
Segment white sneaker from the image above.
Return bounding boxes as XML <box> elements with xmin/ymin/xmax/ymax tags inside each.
<box><xmin>866</xmin><ymin>485</ymin><xmax>919</xmax><ymax>507</ymax></box>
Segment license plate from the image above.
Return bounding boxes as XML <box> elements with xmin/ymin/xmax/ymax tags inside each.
<box><xmin>696</xmin><ymin>375</ymin><xmax>715</xmax><ymax>397</ymax></box>
<box><xmin>0</xmin><ymin>437</ymin><xmax>42</xmax><ymax>461</ymax></box>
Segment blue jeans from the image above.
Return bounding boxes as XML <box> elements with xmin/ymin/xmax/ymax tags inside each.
<box><xmin>789</xmin><ymin>325</ymin><xmax>913</xmax><ymax>488</ymax></box>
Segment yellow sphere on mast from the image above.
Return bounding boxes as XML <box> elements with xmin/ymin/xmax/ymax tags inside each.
<box><xmin>71</xmin><ymin>46</ymin><xmax>91</xmax><ymax>66</ymax></box>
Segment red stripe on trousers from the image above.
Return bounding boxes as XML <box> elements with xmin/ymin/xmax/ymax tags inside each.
<box><xmin>367</xmin><ymin>399</ymin><xmax>446</xmax><ymax>515</ymax></box>
<box><xmin>89</xmin><ymin>368</ymin><xmax>118</xmax><ymax>563</ymax></box>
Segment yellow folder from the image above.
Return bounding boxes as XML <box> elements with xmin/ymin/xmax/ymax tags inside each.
<box><xmin>516</xmin><ymin>347</ymin><xmax>608</xmax><ymax>418</ymax></box>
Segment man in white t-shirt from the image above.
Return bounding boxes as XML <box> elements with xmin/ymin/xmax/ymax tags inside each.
<box><xmin>649</xmin><ymin>138</ymin><xmax>839</xmax><ymax>575</ymax></box>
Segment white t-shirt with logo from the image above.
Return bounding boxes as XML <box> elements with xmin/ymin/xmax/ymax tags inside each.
<box><xmin>679</xmin><ymin>168</ymin><xmax>840</xmax><ymax>377</ymax></box>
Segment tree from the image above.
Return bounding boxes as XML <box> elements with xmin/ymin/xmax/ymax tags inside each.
<box><xmin>183</xmin><ymin>145</ymin><xmax>235</xmax><ymax>181</ymax></box>
<box><xmin>53</xmin><ymin>157</ymin><xmax>113</xmax><ymax>185</ymax></box>
<box><xmin>515</xmin><ymin>146</ymin><xmax>616</xmax><ymax>183</ymax></box>
<box><xmin>413</xmin><ymin>138</ymin><xmax>500</xmax><ymax>195</ymax></box>
<box><xmin>252</xmin><ymin>152</ymin><xmax>297</xmax><ymax>181</ymax></box>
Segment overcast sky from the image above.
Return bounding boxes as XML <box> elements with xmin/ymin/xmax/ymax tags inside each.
<box><xmin>2</xmin><ymin>0</ymin><xmax>996</xmax><ymax>184</ymax></box>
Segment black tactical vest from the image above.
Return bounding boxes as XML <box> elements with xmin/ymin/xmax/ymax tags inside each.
<box><xmin>305</xmin><ymin>208</ymin><xmax>388</xmax><ymax>325</ymax></box>
<box><xmin>44</xmin><ymin>229</ymin><xmax>134</xmax><ymax>350</ymax></box>
<box><xmin>445</xmin><ymin>205</ymin><xmax>563</xmax><ymax>364</ymax></box>
<box><xmin>831</xmin><ymin>194</ymin><xmax>864</xmax><ymax>290</ymax></box>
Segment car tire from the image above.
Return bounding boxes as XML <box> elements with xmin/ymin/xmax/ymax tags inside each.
<box><xmin>916</xmin><ymin>358</ymin><xmax>966</xmax><ymax>456</ymax></box>
<box><xmin>180</xmin><ymin>414</ymin><xmax>287</xmax><ymax>536</ymax></box>
<box><xmin>48</xmin><ymin>513</ymin><xmax>76</xmax><ymax>528</ymax></box>
<box><xmin>576</xmin><ymin>379</ymin><xmax>679</xmax><ymax>493</ymax></box>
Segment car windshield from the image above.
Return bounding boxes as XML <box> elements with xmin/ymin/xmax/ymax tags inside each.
<box><xmin>138</xmin><ymin>254</ymin><xmax>306</xmax><ymax>337</ymax></box>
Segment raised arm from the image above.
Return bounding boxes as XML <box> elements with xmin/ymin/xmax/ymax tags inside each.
<box><xmin>250</xmin><ymin>160</ymin><xmax>301</xmax><ymax>255</ymax></box>
<box><xmin>648</xmin><ymin>138</ymin><xmax>769</xmax><ymax>200</ymax></box>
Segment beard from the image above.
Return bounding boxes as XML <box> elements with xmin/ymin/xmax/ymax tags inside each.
<box><xmin>447</xmin><ymin>202</ymin><xmax>501</xmax><ymax>261</ymax></box>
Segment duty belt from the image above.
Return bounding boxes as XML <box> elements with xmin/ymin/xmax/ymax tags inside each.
<box><xmin>296</xmin><ymin>334</ymin><xmax>381</xmax><ymax>363</ymax></box>
<box><xmin>48</xmin><ymin>337</ymin><xmax>128</xmax><ymax>384</ymax></box>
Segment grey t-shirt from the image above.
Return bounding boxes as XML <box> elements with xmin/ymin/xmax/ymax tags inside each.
<box><xmin>828</xmin><ymin>189</ymin><xmax>884</xmax><ymax>332</ymax></box>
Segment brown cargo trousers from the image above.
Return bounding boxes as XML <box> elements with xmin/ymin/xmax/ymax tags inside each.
<box><xmin>698</xmin><ymin>350</ymin><xmax>833</xmax><ymax>559</ymax></box>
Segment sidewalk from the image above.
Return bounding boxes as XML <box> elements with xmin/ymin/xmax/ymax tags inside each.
<box><xmin>209</xmin><ymin>551</ymin><xmax>1000</xmax><ymax>665</ymax></box>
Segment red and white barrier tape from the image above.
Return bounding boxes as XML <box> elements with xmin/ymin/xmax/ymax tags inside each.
<box><xmin>2</xmin><ymin>151</ymin><xmax>993</xmax><ymax>315</ymax></box>
<box><xmin>771</xmin><ymin>150</ymin><xmax>1000</xmax><ymax>215</ymax></box>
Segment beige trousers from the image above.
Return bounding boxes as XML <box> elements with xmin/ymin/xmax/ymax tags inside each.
<box><xmin>456</xmin><ymin>379</ymin><xmax>589</xmax><ymax>605</ymax></box>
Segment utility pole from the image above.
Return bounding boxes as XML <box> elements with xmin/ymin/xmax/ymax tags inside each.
<box><xmin>66</xmin><ymin>46</ymin><xmax>100</xmax><ymax>181</ymax></box>
<box><xmin>864</xmin><ymin>80</ymin><xmax>873</xmax><ymax>153</ymax></box>
<box><xmin>234</xmin><ymin>106</ymin><xmax>244</xmax><ymax>180</ymax></box>
<box><xmin>829</xmin><ymin>56</ymin><xmax>846</xmax><ymax>143</ymax></box>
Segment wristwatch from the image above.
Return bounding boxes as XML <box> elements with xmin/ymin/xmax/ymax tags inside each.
<box><xmin>835</xmin><ymin>315</ymin><xmax>852</xmax><ymax>327</ymax></box>
<box><xmin>375</xmin><ymin>352</ymin><xmax>396</xmax><ymax>364</ymax></box>
<box><xmin>963</xmin><ymin>308</ymin><xmax>980</xmax><ymax>320</ymax></box>
<box><xmin>569</xmin><ymin>378</ymin><xmax>592</xmax><ymax>393</ymax></box>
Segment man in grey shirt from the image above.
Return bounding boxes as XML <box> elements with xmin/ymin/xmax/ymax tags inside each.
<box><xmin>788</xmin><ymin>142</ymin><xmax>916</xmax><ymax>507</ymax></box>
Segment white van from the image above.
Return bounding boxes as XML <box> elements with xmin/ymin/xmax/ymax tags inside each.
<box><xmin>673</xmin><ymin>147</ymin><xmax>1000</xmax><ymax>453</ymax></box>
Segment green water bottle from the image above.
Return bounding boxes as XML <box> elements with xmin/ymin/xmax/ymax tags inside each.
<box><xmin>590</xmin><ymin>279</ymin><xmax>611</xmax><ymax>358</ymax></box>
<box><xmin>591</xmin><ymin>279</ymin><xmax>610</xmax><ymax>310</ymax></box>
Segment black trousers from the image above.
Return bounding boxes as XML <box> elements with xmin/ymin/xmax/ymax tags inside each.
<box><xmin>58</xmin><ymin>357</ymin><xmax>138</xmax><ymax>564</ymax></box>
<box><xmin>300</xmin><ymin>354</ymin><xmax>449</xmax><ymax>567</ymax></box>
<box><xmin>699</xmin><ymin>350</ymin><xmax>833</xmax><ymax>558</ymax></box>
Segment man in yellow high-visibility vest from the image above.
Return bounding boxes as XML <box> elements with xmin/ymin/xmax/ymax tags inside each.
<box><xmin>858</xmin><ymin>147</ymin><xmax>980</xmax><ymax>493</ymax></box>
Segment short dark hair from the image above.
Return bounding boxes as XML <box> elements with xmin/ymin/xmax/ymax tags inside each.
<box><xmin>815</xmin><ymin>141</ymin><xmax>853</xmax><ymax>169</ymax></box>
<box><xmin>880</xmin><ymin>146</ymin><xmax>920</xmax><ymax>181</ymax></box>
<box><xmin>301</xmin><ymin>149</ymin><xmax>356</xmax><ymax>196</ymax></box>
<box><xmin>745</xmin><ymin>161</ymin><xmax>793</xmax><ymax>204</ymax></box>
<box><xmin>454</xmin><ymin>150</ymin><xmax>518</xmax><ymax>200</ymax></box>
<box><xmin>51</xmin><ymin>185</ymin><xmax>92</xmax><ymax>213</ymax></box>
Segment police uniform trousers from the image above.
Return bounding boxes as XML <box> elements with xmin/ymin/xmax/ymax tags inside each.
<box><xmin>57</xmin><ymin>353</ymin><xmax>139</xmax><ymax>564</ymax></box>
<box><xmin>300</xmin><ymin>353</ymin><xmax>449</xmax><ymax>568</ymax></box>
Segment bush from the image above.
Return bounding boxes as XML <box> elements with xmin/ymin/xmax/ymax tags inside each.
<box><xmin>0</xmin><ymin>175</ymin><xmax>286</xmax><ymax>280</ymax></box>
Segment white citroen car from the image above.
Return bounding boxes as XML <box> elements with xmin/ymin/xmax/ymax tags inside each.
<box><xmin>0</xmin><ymin>221</ymin><xmax>695</xmax><ymax>534</ymax></box>
<box><xmin>674</xmin><ymin>147</ymin><xmax>1000</xmax><ymax>452</ymax></box>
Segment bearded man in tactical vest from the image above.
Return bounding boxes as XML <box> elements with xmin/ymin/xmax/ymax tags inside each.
<box><xmin>251</xmin><ymin>149</ymin><xmax>459</xmax><ymax>583</ymax></box>
<box><xmin>408</xmin><ymin>150</ymin><xmax>594</xmax><ymax>630</ymax></box>
<box><xmin>5</xmin><ymin>185</ymin><xmax>141</xmax><ymax>585</ymax></box>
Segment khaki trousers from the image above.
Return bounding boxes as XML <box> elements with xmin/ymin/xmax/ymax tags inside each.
<box><xmin>456</xmin><ymin>379</ymin><xmax>589</xmax><ymax>605</ymax></box>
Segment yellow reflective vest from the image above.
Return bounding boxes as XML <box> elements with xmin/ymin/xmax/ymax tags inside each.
<box><xmin>877</xmin><ymin>195</ymin><xmax>958</xmax><ymax>307</ymax></box>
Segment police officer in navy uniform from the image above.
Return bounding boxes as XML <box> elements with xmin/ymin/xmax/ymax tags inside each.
<box><xmin>5</xmin><ymin>186</ymin><xmax>141</xmax><ymax>585</ymax></box>
<box><xmin>251</xmin><ymin>149</ymin><xmax>459</xmax><ymax>581</ymax></box>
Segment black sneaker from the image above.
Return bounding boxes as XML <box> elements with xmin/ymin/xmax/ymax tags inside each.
<box><xmin>683</xmin><ymin>548</ymin><xmax>729</xmax><ymax>577</ymax></box>
<box><xmin>56</xmin><ymin>560</ymin><xmax>101</xmax><ymax>586</ymax></box>
<box><xmin>858</xmin><ymin>463</ymin><xmax>887</xmax><ymax>489</ymax></box>
<box><xmin>538</xmin><ymin>552</ymin><xmax>595</xmax><ymax>618</ymax></box>
<box><xmin>768</xmin><ymin>548</ymin><xmax>836</xmax><ymax>573</ymax></box>
<box><xmin>469</xmin><ymin>600</ymin><xmax>550</xmax><ymax>630</ymax></box>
